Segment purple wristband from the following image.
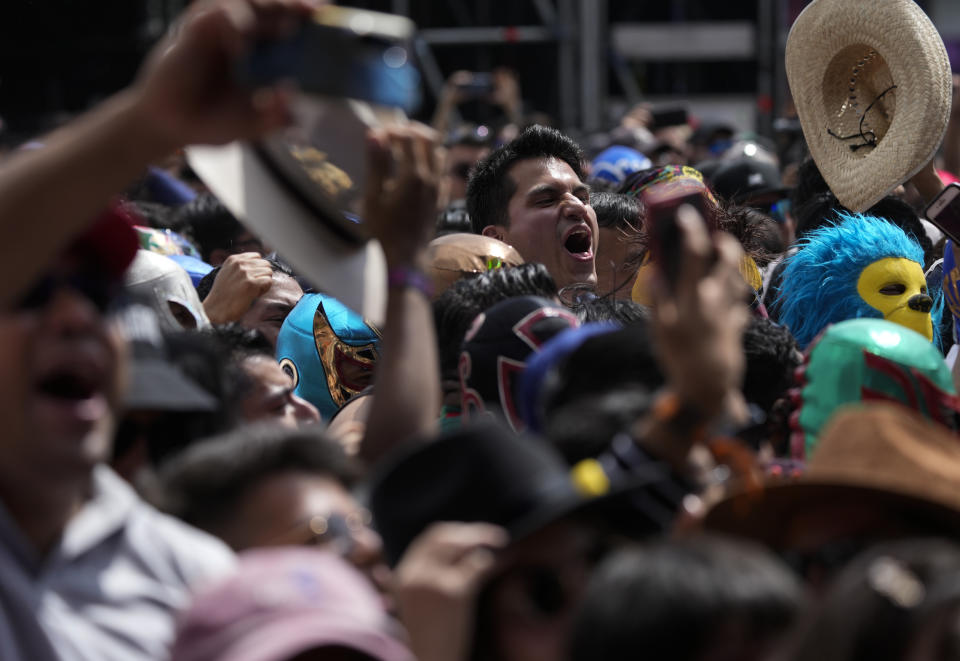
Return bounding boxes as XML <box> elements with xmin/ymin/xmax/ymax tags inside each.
<box><xmin>388</xmin><ymin>267</ymin><xmax>435</xmax><ymax>298</ymax></box>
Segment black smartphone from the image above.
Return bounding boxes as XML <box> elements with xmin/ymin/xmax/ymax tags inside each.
<box><xmin>455</xmin><ymin>73</ymin><xmax>495</xmax><ymax>98</ymax></box>
<box><xmin>238</xmin><ymin>6</ymin><xmax>420</xmax><ymax>112</ymax></box>
<box><xmin>651</xmin><ymin>107</ymin><xmax>689</xmax><ymax>130</ymax></box>
<box><xmin>924</xmin><ymin>182</ymin><xmax>960</xmax><ymax>245</ymax></box>
<box><xmin>641</xmin><ymin>183</ymin><xmax>715</xmax><ymax>288</ymax></box>
<box><xmin>235</xmin><ymin>6</ymin><xmax>419</xmax><ymax>244</ymax></box>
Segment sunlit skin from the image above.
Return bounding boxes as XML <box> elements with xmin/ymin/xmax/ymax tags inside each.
<box><xmin>238</xmin><ymin>355</ymin><xmax>319</xmax><ymax>427</ymax></box>
<box><xmin>240</xmin><ymin>272</ymin><xmax>303</xmax><ymax>348</ymax></box>
<box><xmin>857</xmin><ymin>257</ymin><xmax>933</xmax><ymax>341</ymax></box>
<box><xmin>596</xmin><ymin>226</ymin><xmax>644</xmax><ymax>299</ymax></box>
<box><xmin>0</xmin><ymin>260</ymin><xmax>125</xmax><ymax>552</ymax></box>
<box><xmin>223</xmin><ymin>470</ymin><xmax>391</xmax><ymax>600</ymax></box>
<box><xmin>481</xmin><ymin>157</ymin><xmax>599</xmax><ymax>290</ymax></box>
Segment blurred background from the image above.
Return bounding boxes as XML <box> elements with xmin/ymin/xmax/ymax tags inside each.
<box><xmin>1</xmin><ymin>0</ymin><xmax>957</xmax><ymax>146</ymax></box>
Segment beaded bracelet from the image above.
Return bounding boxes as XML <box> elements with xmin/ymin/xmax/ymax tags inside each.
<box><xmin>387</xmin><ymin>267</ymin><xmax>435</xmax><ymax>299</ymax></box>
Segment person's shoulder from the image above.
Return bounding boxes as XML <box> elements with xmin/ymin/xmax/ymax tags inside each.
<box><xmin>91</xmin><ymin>466</ymin><xmax>236</xmax><ymax>590</ymax></box>
<box><xmin>127</xmin><ymin>497</ymin><xmax>237</xmax><ymax>589</ymax></box>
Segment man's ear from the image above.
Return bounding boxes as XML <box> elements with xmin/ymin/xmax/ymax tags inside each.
<box><xmin>481</xmin><ymin>225</ymin><xmax>507</xmax><ymax>242</ymax></box>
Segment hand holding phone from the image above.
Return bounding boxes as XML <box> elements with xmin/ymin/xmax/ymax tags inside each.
<box><xmin>642</xmin><ymin>182</ymin><xmax>717</xmax><ymax>288</ymax></box>
<box><xmin>924</xmin><ymin>182</ymin><xmax>960</xmax><ymax>244</ymax></box>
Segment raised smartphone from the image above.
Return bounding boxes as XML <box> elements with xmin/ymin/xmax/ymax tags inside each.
<box><xmin>641</xmin><ymin>182</ymin><xmax>716</xmax><ymax>288</ymax></box>
<box><xmin>924</xmin><ymin>182</ymin><xmax>960</xmax><ymax>245</ymax></box>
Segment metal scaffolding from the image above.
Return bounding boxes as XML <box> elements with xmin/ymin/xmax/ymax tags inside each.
<box><xmin>391</xmin><ymin>0</ymin><xmax>606</xmax><ymax>133</ymax></box>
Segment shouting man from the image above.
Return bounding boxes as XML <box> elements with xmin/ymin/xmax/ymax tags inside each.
<box><xmin>467</xmin><ymin>126</ymin><xmax>598</xmax><ymax>291</ymax></box>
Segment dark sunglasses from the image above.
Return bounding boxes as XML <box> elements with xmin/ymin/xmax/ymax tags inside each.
<box><xmin>16</xmin><ymin>270</ymin><xmax>118</xmax><ymax>313</ymax></box>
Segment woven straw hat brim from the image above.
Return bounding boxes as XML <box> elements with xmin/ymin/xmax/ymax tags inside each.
<box><xmin>786</xmin><ymin>0</ymin><xmax>952</xmax><ymax>212</ymax></box>
<box><xmin>703</xmin><ymin>403</ymin><xmax>960</xmax><ymax>547</ymax></box>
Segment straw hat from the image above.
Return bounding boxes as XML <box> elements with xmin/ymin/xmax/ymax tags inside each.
<box><xmin>785</xmin><ymin>0</ymin><xmax>952</xmax><ymax>212</ymax></box>
<box><xmin>703</xmin><ymin>403</ymin><xmax>960</xmax><ymax>547</ymax></box>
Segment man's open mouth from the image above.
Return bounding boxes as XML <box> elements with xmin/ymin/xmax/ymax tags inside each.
<box><xmin>37</xmin><ymin>371</ymin><xmax>99</xmax><ymax>402</ymax></box>
<box><xmin>563</xmin><ymin>226</ymin><xmax>594</xmax><ymax>260</ymax></box>
<box><xmin>34</xmin><ymin>359</ymin><xmax>109</xmax><ymax>424</ymax></box>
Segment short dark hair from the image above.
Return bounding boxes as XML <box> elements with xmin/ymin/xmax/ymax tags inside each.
<box><xmin>786</xmin><ymin>538</ymin><xmax>960</xmax><ymax>661</ymax></box>
<box><xmin>590</xmin><ymin>191</ymin><xmax>642</xmax><ymax>231</ymax></box>
<box><xmin>209</xmin><ymin>323</ymin><xmax>273</xmax><ymax>358</ymax></box>
<box><xmin>147</xmin><ymin>424</ymin><xmax>359</xmax><ymax>537</ymax></box>
<box><xmin>171</xmin><ymin>193</ymin><xmax>246</xmax><ymax>263</ymax></box>
<box><xmin>791</xmin><ymin>157</ymin><xmax>935</xmax><ymax>268</ymax></box>
<box><xmin>433</xmin><ymin>263</ymin><xmax>558</xmax><ymax>383</ymax></box>
<box><xmin>572</xmin><ymin>296</ymin><xmax>649</xmax><ymax>325</ymax></box>
<box><xmin>571</xmin><ymin>536</ymin><xmax>802</xmax><ymax>661</ymax></box>
<box><xmin>195</xmin><ymin>257</ymin><xmax>294</xmax><ymax>301</ymax></box>
<box><xmin>742</xmin><ymin>317</ymin><xmax>802</xmax><ymax>415</ymax></box>
<box><xmin>466</xmin><ymin>125</ymin><xmax>586</xmax><ymax>234</ymax></box>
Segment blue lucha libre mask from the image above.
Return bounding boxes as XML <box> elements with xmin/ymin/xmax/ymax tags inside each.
<box><xmin>276</xmin><ymin>293</ymin><xmax>381</xmax><ymax>419</ymax></box>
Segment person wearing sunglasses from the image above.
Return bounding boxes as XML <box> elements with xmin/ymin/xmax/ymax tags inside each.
<box><xmin>149</xmin><ymin>423</ymin><xmax>390</xmax><ymax>600</ymax></box>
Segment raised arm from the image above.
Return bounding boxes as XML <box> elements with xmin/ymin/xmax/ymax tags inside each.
<box><xmin>0</xmin><ymin>0</ymin><xmax>319</xmax><ymax>307</ymax></box>
<box><xmin>360</xmin><ymin>124</ymin><xmax>443</xmax><ymax>464</ymax></box>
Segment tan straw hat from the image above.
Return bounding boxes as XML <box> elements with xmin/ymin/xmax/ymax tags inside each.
<box><xmin>786</xmin><ymin>0</ymin><xmax>952</xmax><ymax>212</ymax></box>
<box><xmin>703</xmin><ymin>403</ymin><xmax>960</xmax><ymax>547</ymax></box>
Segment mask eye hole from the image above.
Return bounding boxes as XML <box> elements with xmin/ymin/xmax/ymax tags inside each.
<box><xmin>278</xmin><ymin>358</ymin><xmax>299</xmax><ymax>388</ymax></box>
<box><xmin>880</xmin><ymin>284</ymin><xmax>906</xmax><ymax>296</ymax></box>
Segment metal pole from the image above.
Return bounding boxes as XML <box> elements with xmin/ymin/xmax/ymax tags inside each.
<box><xmin>756</xmin><ymin>0</ymin><xmax>775</xmax><ymax>137</ymax></box>
<box><xmin>580</xmin><ymin>0</ymin><xmax>606</xmax><ymax>133</ymax></box>
<box><xmin>557</xmin><ymin>0</ymin><xmax>579</xmax><ymax>131</ymax></box>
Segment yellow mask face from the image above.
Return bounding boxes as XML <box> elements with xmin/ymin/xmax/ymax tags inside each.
<box><xmin>856</xmin><ymin>257</ymin><xmax>932</xmax><ymax>341</ymax></box>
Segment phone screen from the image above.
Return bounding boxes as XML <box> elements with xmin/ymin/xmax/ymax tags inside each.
<box><xmin>925</xmin><ymin>183</ymin><xmax>960</xmax><ymax>244</ymax></box>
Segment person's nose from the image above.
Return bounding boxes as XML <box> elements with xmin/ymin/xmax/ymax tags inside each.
<box><xmin>291</xmin><ymin>393</ymin><xmax>320</xmax><ymax>424</ymax></box>
<box><xmin>561</xmin><ymin>195</ymin><xmax>590</xmax><ymax>221</ymax></box>
<box><xmin>343</xmin><ymin>522</ymin><xmax>385</xmax><ymax>572</ymax></box>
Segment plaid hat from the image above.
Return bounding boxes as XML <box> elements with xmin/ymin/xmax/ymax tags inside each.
<box><xmin>171</xmin><ymin>547</ymin><xmax>413</xmax><ymax>661</ymax></box>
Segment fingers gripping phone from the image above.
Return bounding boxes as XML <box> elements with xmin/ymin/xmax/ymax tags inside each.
<box><xmin>641</xmin><ymin>182</ymin><xmax>716</xmax><ymax>288</ymax></box>
<box><xmin>924</xmin><ymin>182</ymin><xmax>960</xmax><ymax>244</ymax></box>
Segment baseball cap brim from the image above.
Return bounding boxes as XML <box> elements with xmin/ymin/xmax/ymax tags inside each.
<box><xmin>124</xmin><ymin>359</ymin><xmax>218</xmax><ymax>412</ymax></box>
<box><xmin>213</xmin><ymin>613</ymin><xmax>414</xmax><ymax>661</ymax></box>
<box><xmin>186</xmin><ymin>142</ymin><xmax>387</xmax><ymax>325</ymax></box>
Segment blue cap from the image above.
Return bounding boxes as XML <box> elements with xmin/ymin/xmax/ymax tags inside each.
<box><xmin>167</xmin><ymin>254</ymin><xmax>214</xmax><ymax>288</ymax></box>
<box><xmin>590</xmin><ymin>146</ymin><xmax>653</xmax><ymax>185</ymax></box>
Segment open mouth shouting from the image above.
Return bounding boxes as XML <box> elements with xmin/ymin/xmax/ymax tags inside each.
<box><xmin>562</xmin><ymin>224</ymin><xmax>595</xmax><ymax>263</ymax></box>
<box><xmin>33</xmin><ymin>352</ymin><xmax>111</xmax><ymax>435</ymax></box>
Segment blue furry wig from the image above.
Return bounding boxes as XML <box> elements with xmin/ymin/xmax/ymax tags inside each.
<box><xmin>777</xmin><ymin>212</ymin><xmax>941</xmax><ymax>348</ymax></box>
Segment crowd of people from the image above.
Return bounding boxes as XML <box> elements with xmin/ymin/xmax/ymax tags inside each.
<box><xmin>6</xmin><ymin>0</ymin><xmax>960</xmax><ymax>660</ymax></box>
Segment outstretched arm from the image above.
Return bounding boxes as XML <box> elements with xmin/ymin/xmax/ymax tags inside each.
<box><xmin>361</xmin><ymin>124</ymin><xmax>443</xmax><ymax>464</ymax></box>
<box><xmin>0</xmin><ymin>0</ymin><xmax>319</xmax><ymax>307</ymax></box>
